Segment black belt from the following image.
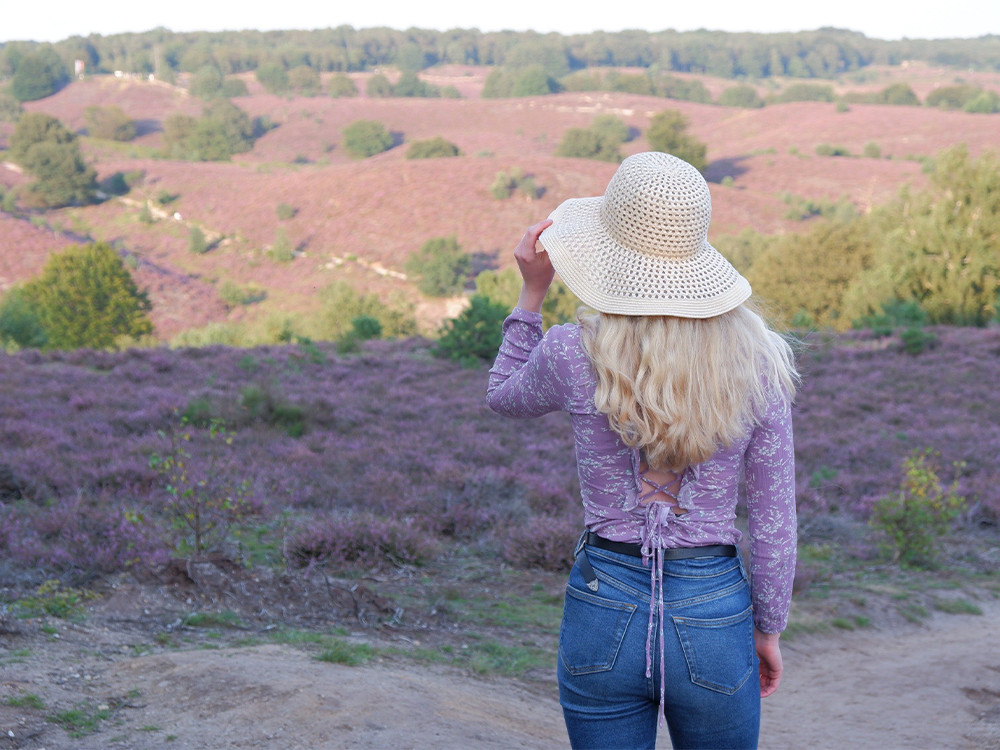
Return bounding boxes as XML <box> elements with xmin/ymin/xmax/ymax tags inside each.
<box><xmin>584</xmin><ymin>531</ymin><xmax>737</xmax><ymax>560</ymax></box>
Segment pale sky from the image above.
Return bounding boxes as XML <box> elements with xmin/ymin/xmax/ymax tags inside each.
<box><xmin>4</xmin><ymin>0</ymin><xmax>999</xmax><ymax>43</ymax></box>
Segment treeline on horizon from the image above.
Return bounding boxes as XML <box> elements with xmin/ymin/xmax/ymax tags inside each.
<box><xmin>2</xmin><ymin>26</ymin><xmax>1000</xmax><ymax>83</ymax></box>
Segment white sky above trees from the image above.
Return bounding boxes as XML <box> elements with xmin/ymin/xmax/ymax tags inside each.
<box><xmin>5</xmin><ymin>0</ymin><xmax>999</xmax><ymax>43</ymax></box>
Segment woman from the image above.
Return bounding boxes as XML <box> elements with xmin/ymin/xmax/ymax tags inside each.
<box><xmin>487</xmin><ymin>152</ymin><xmax>797</xmax><ymax>750</ymax></box>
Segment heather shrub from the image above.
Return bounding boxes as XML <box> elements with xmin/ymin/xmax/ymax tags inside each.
<box><xmin>287</xmin><ymin>512</ymin><xmax>439</xmax><ymax>569</ymax></box>
<box><xmin>500</xmin><ymin>515</ymin><xmax>578</xmax><ymax>571</ymax></box>
<box><xmin>869</xmin><ymin>450</ymin><xmax>966</xmax><ymax>568</ymax></box>
<box><xmin>435</xmin><ymin>294</ymin><xmax>508</xmax><ymax>365</ymax></box>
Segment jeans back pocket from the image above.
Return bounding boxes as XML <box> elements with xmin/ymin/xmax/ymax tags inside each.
<box><xmin>671</xmin><ymin>605</ymin><xmax>755</xmax><ymax>695</ymax></box>
<box><xmin>559</xmin><ymin>586</ymin><xmax>637</xmax><ymax>675</ymax></box>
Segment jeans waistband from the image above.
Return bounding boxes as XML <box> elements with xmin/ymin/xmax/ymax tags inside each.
<box><xmin>585</xmin><ymin>531</ymin><xmax>737</xmax><ymax>560</ymax></box>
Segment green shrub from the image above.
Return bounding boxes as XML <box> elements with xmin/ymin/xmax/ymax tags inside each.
<box><xmin>276</xmin><ymin>203</ymin><xmax>297</xmax><ymax>220</ymax></box>
<box><xmin>881</xmin><ymin>83</ymin><xmax>920</xmax><ymax>106</ymax></box>
<box><xmin>555</xmin><ymin>114</ymin><xmax>629</xmax><ymax>162</ymax></box>
<box><xmin>474</xmin><ymin>268</ymin><xmax>581</xmax><ymax>329</ymax></box>
<box><xmin>899</xmin><ymin>326</ymin><xmax>937</xmax><ymax>354</ymax></box>
<box><xmin>964</xmin><ymin>90</ymin><xmax>1000</xmax><ymax>114</ymax></box>
<box><xmin>815</xmin><ymin>143</ymin><xmax>850</xmax><ymax>157</ymax></box>
<box><xmin>926</xmin><ymin>84</ymin><xmax>980</xmax><ymax>110</ymax></box>
<box><xmin>308</xmin><ymin>281</ymin><xmax>417</xmax><ymax>342</ymax></box>
<box><xmin>83</xmin><ymin>105</ymin><xmax>137</xmax><ymax>141</ymax></box>
<box><xmin>863</xmin><ymin>141</ymin><xmax>882</xmax><ymax>159</ymax></box>
<box><xmin>490</xmin><ymin>167</ymin><xmax>541</xmax><ymax>200</ymax></box>
<box><xmin>869</xmin><ymin>450</ymin><xmax>965</xmax><ymax>568</ymax></box>
<box><xmin>404</xmin><ymin>236</ymin><xmax>471</xmax><ymax>296</ymax></box>
<box><xmin>267</xmin><ymin>227</ymin><xmax>295</xmax><ymax>262</ymax></box>
<box><xmin>775</xmin><ymin>83</ymin><xmax>835</xmax><ymax>103</ymax></box>
<box><xmin>337</xmin><ymin>315</ymin><xmax>383</xmax><ymax>353</ymax></box>
<box><xmin>342</xmin><ymin>119</ymin><xmax>394</xmax><ymax>159</ymax></box>
<box><xmin>435</xmin><ymin>295</ymin><xmax>509</xmax><ymax>365</ymax></box>
<box><xmin>189</xmin><ymin>226</ymin><xmax>209</xmax><ymax>254</ymax></box>
<box><xmin>717</xmin><ymin>84</ymin><xmax>764</xmax><ymax>108</ymax></box>
<box><xmin>406</xmin><ymin>137</ymin><xmax>461</xmax><ymax>159</ymax></box>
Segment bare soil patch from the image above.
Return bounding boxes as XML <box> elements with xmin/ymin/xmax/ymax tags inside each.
<box><xmin>1</xmin><ymin>560</ymin><xmax>997</xmax><ymax>749</ymax></box>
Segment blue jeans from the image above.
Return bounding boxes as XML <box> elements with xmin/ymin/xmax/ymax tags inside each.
<box><xmin>558</xmin><ymin>545</ymin><xmax>760</xmax><ymax>750</ymax></box>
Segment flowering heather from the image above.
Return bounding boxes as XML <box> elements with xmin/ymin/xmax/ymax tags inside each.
<box><xmin>1</xmin><ymin>326</ymin><xmax>998</xmax><ymax>580</ymax></box>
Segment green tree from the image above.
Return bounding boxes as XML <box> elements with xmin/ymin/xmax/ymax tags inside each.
<box><xmin>19</xmin><ymin>141</ymin><xmax>98</xmax><ymax>208</ymax></box>
<box><xmin>256</xmin><ymin>62</ymin><xmax>289</xmax><ymax>94</ymax></box>
<box><xmin>342</xmin><ymin>119</ymin><xmax>394</xmax><ymax>159</ymax></box>
<box><xmin>9</xmin><ymin>112</ymin><xmax>75</xmax><ymax>164</ymax></box>
<box><xmin>328</xmin><ymin>73</ymin><xmax>358</xmax><ymax>98</ymax></box>
<box><xmin>84</xmin><ymin>105</ymin><xmax>137</xmax><ymax>141</ymax></box>
<box><xmin>0</xmin><ymin>93</ymin><xmax>23</xmax><ymax>122</ymax></box>
<box><xmin>21</xmin><ymin>242</ymin><xmax>153</xmax><ymax>349</ymax></box>
<box><xmin>842</xmin><ymin>145</ymin><xmax>1000</xmax><ymax>326</ymax></box>
<box><xmin>406</xmin><ymin>136</ymin><xmax>461</xmax><ymax>159</ymax></box>
<box><xmin>10</xmin><ymin>49</ymin><xmax>67</xmax><ymax>102</ymax></box>
<box><xmin>964</xmin><ymin>90</ymin><xmax>1000</xmax><ymax>114</ymax></box>
<box><xmin>0</xmin><ymin>287</ymin><xmax>47</xmax><ymax>350</ymax></box>
<box><xmin>645</xmin><ymin>110</ymin><xmax>708</xmax><ymax>172</ymax></box>
<box><xmin>366</xmin><ymin>73</ymin><xmax>393</xmax><ymax>98</ymax></box>
<box><xmin>474</xmin><ymin>268</ymin><xmax>582</xmax><ymax>328</ymax></box>
<box><xmin>288</xmin><ymin>65</ymin><xmax>321</xmax><ymax>96</ymax></box>
<box><xmin>405</xmin><ymin>236</ymin><xmax>472</xmax><ymax>296</ymax></box>
<box><xmin>10</xmin><ymin>113</ymin><xmax>97</xmax><ymax>208</ymax></box>
<box><xmin>511</xmin><ymin>66</ymin><xmax>559</xmax><ymax>97</ymax></box>
<box><xmin>191</xmin><ymin>65</ymin><xmax>224</xmax><ymax>99</ymax></box>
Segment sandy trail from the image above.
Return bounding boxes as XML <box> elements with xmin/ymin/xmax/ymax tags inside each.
<box><xmin>8</xmin><ymin>598</ymin><xmax>989</xmax><ymax>750</ymax></box>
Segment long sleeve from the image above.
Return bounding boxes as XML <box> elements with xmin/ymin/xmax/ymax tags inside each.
<box><xmin>487</xmin><ymin>308</ymin><xmax>585</xmax><ymax>418</ymax></box>
<box><xmin>743</xmin><ymin>391</ymin><xmax>797</xmax><ymax>633</ymax></box>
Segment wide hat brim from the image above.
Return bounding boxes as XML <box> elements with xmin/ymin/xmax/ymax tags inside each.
<box><xmin>538</xmin><ymin>196</ymin><xmax>751</xmax><ymax>318</ymax></box>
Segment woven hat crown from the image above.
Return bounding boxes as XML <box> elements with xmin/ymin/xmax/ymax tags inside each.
<box><xmin>600</xmin><ymin>152</ymin><xmax>711</xmax><ymax>260</ymax></box>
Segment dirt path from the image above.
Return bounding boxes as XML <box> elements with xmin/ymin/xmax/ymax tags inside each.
<box><xmin>2</xmin><ymin>600</ymin><xmax>998</xmax><ymax>749</ymax></box>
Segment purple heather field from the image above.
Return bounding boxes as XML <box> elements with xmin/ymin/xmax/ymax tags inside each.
<box><xmin>1</xmin><ymin>327</ymin><xmax>998</xmax><ymax>582</ymax></box>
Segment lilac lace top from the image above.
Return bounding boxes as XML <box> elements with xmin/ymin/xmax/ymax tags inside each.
<box><xmin>486</xmin><ymin>308</ymin><xmax>797</xmax><ymax>634</ymax></box>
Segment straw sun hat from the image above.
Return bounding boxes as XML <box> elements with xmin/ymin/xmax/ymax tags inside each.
<box><xmin>538</xmin><ymin>151</ymin><xmax>751</xmax><ymax>318</ymax></box>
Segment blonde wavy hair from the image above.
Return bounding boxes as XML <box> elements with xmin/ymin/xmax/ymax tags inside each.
<box><xmin>580</xmin><ymin>302</ymin><xmax>798</xmax><ymax>471</ymax></box>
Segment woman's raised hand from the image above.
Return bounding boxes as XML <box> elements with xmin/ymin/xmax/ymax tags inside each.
<box><xmin>514</xmin><ymin>219</ymin><xmax>554</xmax><ymax>313</ymax></box>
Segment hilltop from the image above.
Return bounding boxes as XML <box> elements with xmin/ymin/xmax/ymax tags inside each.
<box><xmin>2</xmin><ymin>63</ymin><xmax>1000</xmax><ymax>340</ymax></box>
